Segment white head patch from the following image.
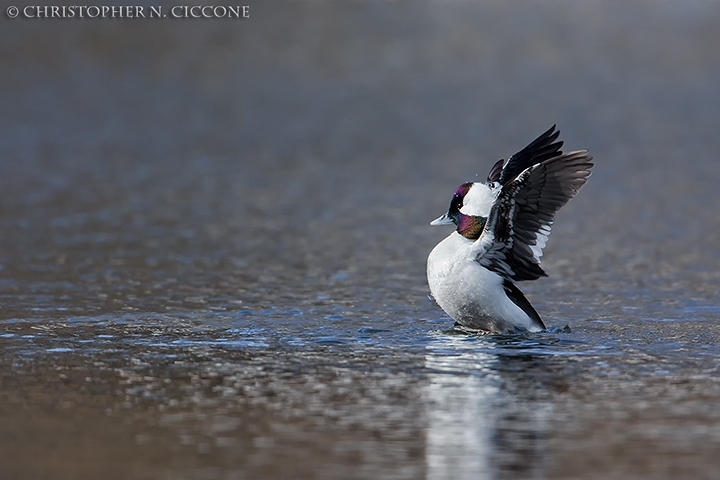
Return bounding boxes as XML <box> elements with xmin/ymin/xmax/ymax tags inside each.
<box><xmin>459</xmin><ymin>182</ymin><xmax>497</xmax><ymax>217</ymax></box>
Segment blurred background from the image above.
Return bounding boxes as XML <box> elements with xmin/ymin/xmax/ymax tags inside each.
<box><xmin>1</xmin><ymin>1</ymin><xmax>720</xmax><ymax>479</ymax></box>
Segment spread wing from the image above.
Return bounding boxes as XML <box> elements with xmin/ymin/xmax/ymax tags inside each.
<box><xmin>473</xmin><ymin>150</ymin><xmax>594</xmax><ymax>281</ymax></box>
<box><xmin>486</xmin><ymin>124</ymin><xmax>564</xmax><ymax>184</ymax></box>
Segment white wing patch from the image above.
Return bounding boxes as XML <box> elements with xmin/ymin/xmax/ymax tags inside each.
<box><xmin>530</xmin><ymin>223</ymin><xmax>552</xmax><ymax>262</ymax></box>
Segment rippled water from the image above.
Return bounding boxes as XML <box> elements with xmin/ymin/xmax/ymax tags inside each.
<box><xmin>2</xmin><ymin>1</ymin><xmax>720</xmax><ymax>479</ymax></box>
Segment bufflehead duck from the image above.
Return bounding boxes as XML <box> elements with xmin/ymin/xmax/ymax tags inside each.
<box><xmin>427</xmin><ymin>125</ymin><xmax>593</xmax><ymax>334</ymax></box>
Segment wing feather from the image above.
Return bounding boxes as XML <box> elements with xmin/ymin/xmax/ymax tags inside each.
<box><xmin>473</xmin><ymin>150</ymin><xmax>593</xmax><ymax>281</ymax></box>
<box><xmin>496</xmin><ymin>125</ymin><xmax>564</xmax><ymax>185</ymax></box>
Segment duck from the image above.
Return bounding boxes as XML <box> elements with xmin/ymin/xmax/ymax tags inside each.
<box><xmin>427</xmin><ymin>125</ymin><xmax>593</xmax><ymax>334</ymax></box>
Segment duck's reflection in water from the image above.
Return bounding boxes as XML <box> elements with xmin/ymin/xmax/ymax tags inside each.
<box><xmin>424</xmin><ymin>336</ymin><xmax>560</xmax><ymax>480</ymax></box>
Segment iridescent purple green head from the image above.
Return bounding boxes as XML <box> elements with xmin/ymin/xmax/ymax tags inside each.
<box><xmin>430</xmin><ymin>182</ymin><xmax>487</xmax><ymax>240</ymax></box>
<box><xmin>449</xmin><ymin>182</ymin><xmax>473</xmax><ymax>223</ymax></box>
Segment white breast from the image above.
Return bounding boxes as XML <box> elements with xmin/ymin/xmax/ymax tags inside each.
<box><xmin>426</xmin><ymin>231</ymin><xmax>540</xmax><ymax>332</ymax></box>
<box><xmin>427</xmin><ymin>232</ymin><xmax>502</xmax><ymax>318</ymax></box>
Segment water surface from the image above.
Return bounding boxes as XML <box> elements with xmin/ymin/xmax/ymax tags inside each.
<box><xmin>2</xmin><ymin>1</ymin><xmax>720</xmax><ymax>478</ymax></box>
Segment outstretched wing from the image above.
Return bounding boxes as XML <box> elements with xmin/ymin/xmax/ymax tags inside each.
<box><xmin>474</xmin><ymin>150</ymin><xmax>594</xmax><ymax>281</ymax></box>
<box><xmin>487</xmin><ymin>125</ymin><xmax>564</xmax><ymax>184</ymax></box>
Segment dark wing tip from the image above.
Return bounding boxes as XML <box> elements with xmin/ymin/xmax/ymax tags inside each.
<box><xmin>502</xmin><ymin>279</ymin><xmax>546</xmax><ymax>330</ymax></box>
<box><xmin>557</xmin><ymin>150</ymin><xmax>595</xmax><ymax>188</ymax></box>
<box><xmin>498</xmin><ymin>125</ymin><xmax>564</xmax><ymax>185</ymax></box>
<box><xmin>487</xmin><ymin>158</ymin><xmax>505</xmax><ymax>183</ymax></box>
